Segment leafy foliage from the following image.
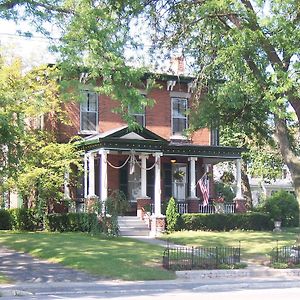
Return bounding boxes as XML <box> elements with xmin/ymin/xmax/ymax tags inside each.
<box><xmin>260</xmin><ymin>190</ymin><xmax>299</xmax><ymax>226</ymax></box>
<box><xmin>179</xmin><ymin>212</ymin><xmax>273</xmax><ymax>231</ymax></box>
<box><xmin>45</xmin><ymin>212</ymin><xmax>101</xmax><ymax>233</ymax></box>
<box><xmin>166</xmin><ymin>197</ymin><xmax>180</xmax><ymax>232</ymax></box>
<box><xmin>105</xmin><ymin>190</ymin><xmax>129</xmax><ymax>216</ymax></box>
<box><xmin>0</xmin><ymin>56</ymin><xmax>81</xmax><ymax>210</ymax></box>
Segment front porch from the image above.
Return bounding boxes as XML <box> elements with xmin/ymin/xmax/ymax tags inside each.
<box><xmin>75</xmin><ymin>126</ymin><xmax>245</xmax><ymax>235</ymax></box>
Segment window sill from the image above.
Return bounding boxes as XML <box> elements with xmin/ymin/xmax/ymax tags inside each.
<box><xmin>78</xmin><ymin>130</ymin><xmax>98</xmax><ymax>135</ymax></box>
<box><xmin>170</xmin><ymin>135</ymin><xmax>189</xmax><ymax>140</ymax></box>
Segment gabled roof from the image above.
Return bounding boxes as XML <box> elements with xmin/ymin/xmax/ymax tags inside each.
<box><xmin>79</xmin><ymin>126</ymin><xmax>168</xmax><ymax>148</ymax></box>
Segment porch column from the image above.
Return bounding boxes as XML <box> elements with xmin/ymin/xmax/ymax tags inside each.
<box><xmin>139</xmin><ymin>154</ymin><xmax>149</xmax><ymax>198</ymax></box>
<box><xmin>188</xmin><ymin>157</ymin><xmax>198</xmax><ymax>199</ymax></box>
<box><xmin>152</xmin><ymin>153</ymin><xmax>161</xmax><ymax>216</ymax></box>
<box><xmin>234</xmin><ymin>158</ymin><xmax>246</xmax><ymax>213</ymax></box>
<box><xmin>99</xmin><ymin>150</ymin><xmax>108</xmax><ymax>206</ymax></box>
<box><xmin>88</xmin><ymin>152</ymin><xmax>96</xmax><ymax>197</ymax></box>
<box><xmin>234</xmin><ymin>159</ymin><xmax>243</xmax><ymax>199</ymax></box>
<box><xmin>84</xmin><ymin>154</ymin><xmax>88</xmax><ymax>198</ymax></box>
<box><xmin>64</xmin><ymin>170</ymin><xmax>70</xmax><ymax>199</ymax></box>
<box><xmin>150</xmin><ymin>152</ymin><xmax>165</xmax><ymax>236</ymax></box>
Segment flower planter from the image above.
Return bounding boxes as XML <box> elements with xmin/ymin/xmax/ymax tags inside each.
<box><xmin>214</xmin><ymin>203</ymin><xmax>225</xmax><ymax>214</ymax></box>
<box><xmin>273</xmin><ymin>220</ymin><xmax>282</xmax><ymax>232</ymax></box>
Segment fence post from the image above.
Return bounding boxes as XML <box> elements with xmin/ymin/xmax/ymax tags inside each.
<box><xmin>191</xmin><ymin>246</ymin><xmax>194</xmax><ymax>270</ymax></box>
<box><xmin>238</xmin><ymin>241</ymin><xmax>241</xmax><ymax>262</ymax></box>
<box><xmin>215</xmin><ymin>247</ymin><xmax>218</xmax><ymax>266</ymax></box>
<box><xmin>276</xmin><ymin>240</ymin><xmax>279</xmax><ymax>263</ymax></box>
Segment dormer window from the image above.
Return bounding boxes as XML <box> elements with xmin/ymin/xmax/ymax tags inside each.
<box><xmin>171</xmin><ymin>97</ymin><xmax>188</xmax><ymax>135</ymax></box>
<box><xmin>80</xmin><ymin>91</ymin><xmax>98</xmax><ymax>132</ymax></box>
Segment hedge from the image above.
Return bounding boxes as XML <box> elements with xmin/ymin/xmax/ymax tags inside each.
<box><xmin>179</xmin><ymin>212</ymin><xmax>273</xmax><ymax>231</ymax></box>
<box><xmin>0</xmin><ymin>208</ymin><xmax>41</xmax><ymax>231</ymax></box>
<box><xmin>45</xmin><ymin>213</ymin><xmax>100</xmax><ymax>233</ymax></box>
<box><xmin>0</xmin><ymin>209</ymin><xmax>101</xmax><ymax>233</ymax></box>
<box><xmin>0</xmin><ymin>209</ymin><xmax>11</xmax><ymax>230</ymax></box>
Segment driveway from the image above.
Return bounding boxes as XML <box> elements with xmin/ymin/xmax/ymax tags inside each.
<box><xmin>0</xmin><ymin>246</ymin><xmax>103</xmax><ymax>283</ymax></box>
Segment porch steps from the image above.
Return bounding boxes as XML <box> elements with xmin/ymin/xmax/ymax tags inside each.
<box><xmin>118</xmin><ymin>216</ymin><xmax>150</xmax><ymax>237</ymax></box>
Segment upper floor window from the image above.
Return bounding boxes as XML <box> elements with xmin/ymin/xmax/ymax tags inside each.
<box><xmin>129</xmin><ymin>95</ymin><xmax>146</xmax><ymax>127</ymax></box>
<box><xmin>171</xmin><ymin>97</ymin><xmax>188</xmax><ymax>135</ymax></box>
<box><xmin>130</xmin><ymin>107</ymin><xmax>145</xmax><ymax>127</ymax></box>
<box><xmin>80</xmin><ymin>91</ymin><xmax>98</xmax><ymax>132</ymax></box>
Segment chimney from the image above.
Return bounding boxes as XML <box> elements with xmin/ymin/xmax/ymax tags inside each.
<box><xmin>170</xmin><ymin>55</ymin><xmax>185</xmax><ymax>75</ymax></box>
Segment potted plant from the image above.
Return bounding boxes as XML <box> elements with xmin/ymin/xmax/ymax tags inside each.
<box><xmin>213</xmin><ymin>196</ymin><xmax>225</xmax><ymax>213</ymax></box>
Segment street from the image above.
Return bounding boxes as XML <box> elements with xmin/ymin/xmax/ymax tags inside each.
<box><xmin>1</xmin><ymin>278</ymin><xmax>300</xmax><ymax>299</ymax></box>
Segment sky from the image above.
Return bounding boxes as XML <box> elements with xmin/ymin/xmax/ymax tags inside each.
<box><xmin>0</xmin><ymin>19</ymin><xmax>57</xmax><ymax>67</ymax></box>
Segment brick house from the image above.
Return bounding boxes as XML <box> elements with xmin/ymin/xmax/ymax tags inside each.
<box><xmin>59</xmin><ymin>74</ymin><xmax>244</xmax><ymax>232</ymax></box>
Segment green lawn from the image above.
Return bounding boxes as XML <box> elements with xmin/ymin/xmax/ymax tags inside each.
<box><xmin>161</xmin><ymin>228</ymin><xmax>300</xmax><ymax>261</ymax></box>
<box><xmin>0</xmin><ymin>231</ymin><xmax>175</xmax><ymax>281</ymax></box>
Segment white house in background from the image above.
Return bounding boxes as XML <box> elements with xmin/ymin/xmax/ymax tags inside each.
<box><xmin>214</xmin><ymin>164</ymin><xmax>294</xmax><ymax>206</ymax></box>
<box><xmin>249</xmin><ymin>166</ymin><xmax>294</xmax><ymax>206</ymax></box>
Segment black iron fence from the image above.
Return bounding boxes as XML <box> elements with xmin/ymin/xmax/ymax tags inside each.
<box><xmin>163</xmin><ymin>245</ymin><xmax>241</xmax><ymax>270</ymax></box>
<box><xmin>270</xmin><ymin>245</ymin><xmax>300</xmax><ymax>265</ymax></box>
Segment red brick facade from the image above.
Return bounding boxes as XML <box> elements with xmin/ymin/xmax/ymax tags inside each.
<box><xmin>54</xmin><ymin>78</ymin><xmax>211</xmax><ymax>145</ymax></box>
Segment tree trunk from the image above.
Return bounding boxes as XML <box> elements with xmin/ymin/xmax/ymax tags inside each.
<box><xmin>274</xmin><ymin>117</ymin><xmax>300</xmax><ymax>227</ymax></box>
<box><xmin>241</xmin><ymin>160</ymin><xmax>253</xmax><ymax>210</ymax></box>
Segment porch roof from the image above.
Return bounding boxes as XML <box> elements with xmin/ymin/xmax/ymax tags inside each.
<box><xmin>77</xmin><ymin>126</ymin><xmax>243</xmax><ymax>160</ymax></box>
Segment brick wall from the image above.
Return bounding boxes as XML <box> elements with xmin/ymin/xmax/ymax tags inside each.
<box><xmin>54</xmin><ymin>79</ymin><xmax>210</xmax><ymax>145</ymax></box>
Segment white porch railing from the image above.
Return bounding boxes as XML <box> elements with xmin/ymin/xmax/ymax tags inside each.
<box><xmin>199</xmin><ymin>204</ymin><xmax>215</xmax><ymax>214</ymax></box>
<box><xmin>177</xmin><ymin>203</ymin><xmax>189</xmax><ymax>214</ymax></box>
<box><xmin>150</xmin><ymin>202</ymin><xmax>188</xmax><ymax>214</ymax></box>
<box><xmin>224</xmin><ymin>203</ymin><xmax>235</xmax><ymax>214</ymax></box>
<box><xmin>199</xmin><ymin>203</ymin><xmax>236</xmax><ymax>214</ymax></box>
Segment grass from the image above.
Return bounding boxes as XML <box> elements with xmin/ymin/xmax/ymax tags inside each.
<box><xmin>160</xmin><ymin>228</ymin><xmax>300</xmax><ymax>261</ymax></box>
<box><xmin>0</xmin><ymin>231</ymin><xmax>175</xmax><ymax>281</ymax></box>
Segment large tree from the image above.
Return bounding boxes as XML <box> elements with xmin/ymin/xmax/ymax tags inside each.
<box><xmin>118</xmin><ymin>0</ymin><xmax>300</xmax><ymax>210</ymax></box>
<box><xmin>1</xmin><ymin>1</ymin><xmax>300</xmax><ymax>214</ymax></box>
<box><xmin>0</xmin><ymin>56</ymin><xmax>81</xmax><ymax>210</ymax></box>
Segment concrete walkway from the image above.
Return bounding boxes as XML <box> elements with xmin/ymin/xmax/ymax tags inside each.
<box><xmin>0</xmin><ymin>247</ymin><xmax>103</xmax><ymax>283</ymax></box>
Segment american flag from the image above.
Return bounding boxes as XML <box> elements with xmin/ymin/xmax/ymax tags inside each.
<box><xmin>198</xmin><ymin>174</ymin><xmax>209</xmax><ymax>206</ymax></box>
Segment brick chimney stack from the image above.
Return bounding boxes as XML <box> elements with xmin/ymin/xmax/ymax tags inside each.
<box><xmin>170</xmin><ymin>55</ymin><xmax>185</xmax><ymax>75</ymax></box>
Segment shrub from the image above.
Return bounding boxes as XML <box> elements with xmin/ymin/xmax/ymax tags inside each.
<box><xmin>105</xmin><ymin>190</ymin><xmax>129</xmax><ymax>216</ymax></box>
<box><xmin>261</xmin><ymin>190</ymin><xmax>299</xmax><ymax>227</ymax></box>
<box><xmin>179</xmin><ymin>212</ymin><xmax>273</xmax><ymax>231</ymax></box>
<box><xmin>214</xmin><ymin>181</ymin><xmax>235</xmax><ymax>202</ymax></box>
<box><xmin>166</xmin><ymin>197</ymin><xmax>180</xmax><ymax>232</ymax></box>
<box><xmin>9</xmin><ymin>208</ymin><xmax>40</xmax><ymax>231</ymax></box>
<box><xmin>45</xmin><ymin>212</ymin><xmax>101</xmax><ymax>233</ymax></box>
<box><xmin>0</xmin><ymin>209</ymin><xmax>12</xmax><ymax>230</ymax></box>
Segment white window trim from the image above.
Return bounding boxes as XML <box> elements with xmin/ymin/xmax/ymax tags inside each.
<box><xmin>131</xmin><ymin>109</ymin><xmax>146</xmax><ymax>127</ymax></box>
<box><xmin>79</xmin><ymin>91</ymin><xmax>99</xmax><ymax>133</ymax></box>
<box><xmin>171</xmin><ymin>97</ymin><xmax>188</xmax><ymax>137</ymax></box>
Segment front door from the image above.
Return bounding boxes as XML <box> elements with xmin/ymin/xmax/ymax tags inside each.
<box><xmin>128</xmin><ymin>162</ymin><xmax>141</xmax><ymax>202</ymax></box>
<box><xmin>172</xmin><ymin>164</ymin><xmax>187</xmax><ymax>202</ymax></box>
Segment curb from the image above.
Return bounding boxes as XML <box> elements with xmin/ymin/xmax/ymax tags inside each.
<box><xmin>176</xmin><ymin>266</ymin><xmax>300</xmax><ymax>280</ymax></box>
<box><xmin>0</xmin><ymin>289</ymin><xmax>33</xmax><ymax>297</ymax></box>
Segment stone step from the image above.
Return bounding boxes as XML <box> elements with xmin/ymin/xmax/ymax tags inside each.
<box><xmin>118</xmin><ymin>216</ymin><xmax>150</xmax><ymax>237</ymax></box>
<box><xmin>119</xmin><ymin>230</ymin><xmax>150</xmax><ymax>237</ymax></box>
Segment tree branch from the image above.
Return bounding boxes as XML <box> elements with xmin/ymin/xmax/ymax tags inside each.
<box><xmin>0</xmin><ymin>0</ymin><xmax>74</xmax><ymax>15</ymax></box>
